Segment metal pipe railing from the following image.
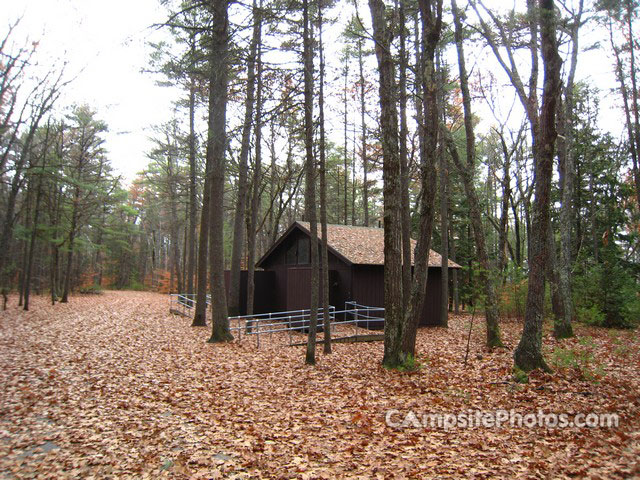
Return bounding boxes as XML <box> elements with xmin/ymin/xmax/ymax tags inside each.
<box><xmin>169</xmin><ymin>295</ymin><xmax>384</xmax><ymax>346</ymax></box>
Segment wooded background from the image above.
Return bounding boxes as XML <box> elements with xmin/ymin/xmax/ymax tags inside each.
<box><xmin>1</xmin><ymin>0</ymin><xmax>638</xmax><ymax>369</ymax></box>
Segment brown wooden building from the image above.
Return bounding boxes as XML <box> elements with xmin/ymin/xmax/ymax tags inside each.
<box><xmin>254</xmin><ymin>221</ymin><xmax>461</xmax><ymax>326</ymax></box>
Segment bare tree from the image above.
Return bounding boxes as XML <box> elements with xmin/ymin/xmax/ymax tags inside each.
<box><xmin>446</xmin><ymin>0</ymin><xmax>503</xmax><ymax>348</ymax></box>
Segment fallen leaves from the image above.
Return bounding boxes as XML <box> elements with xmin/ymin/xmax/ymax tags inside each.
<box><xmin>0</xmin><ymin>290</ymin><xmax>638</xmax><ymax>478</ymax></box>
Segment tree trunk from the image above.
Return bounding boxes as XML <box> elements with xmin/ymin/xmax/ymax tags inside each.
<box><xmin>401</xmin><ymin>0</ymin><xmax>443</xmax><ymax>359</ymax></box>
<box><xmin>49</xmin><ymin>174</ymin><xmax>61</xmax><ymax>305</ymax></box>
<box><xmin>343</xmin><ymin>58</ymin><xmax>349</xmax><ymax>226</ymax></box>
<box><xmin>303</xmin><ymin>0</ymin><xmax>319</xmax><ymax>365</ymax></box>
<box><xmin>626</xmin><ymin>3</ymin><xmax>640</xmax><ymax>210</ymax></box>
<box><xmin>358</xmin><ymin>37</ymin><xmax>369</xmax><ymax>227</ymax></box>
<box><xmin>167</xmin><ymin>147</ymin><xmax>182</xmax><ymax>295</ymax></box>
<box><xmin>207</xmin><ymin>0</ymin><xmax>232</xmax><ymax>343</ymax></box>
<box><xmin>192</xmin><ymin>163</ymin><xmax>211</xmax><ymax>326</ymax></box>
<box><xmin>24</xmin><ymin>125</ymin><xmax>50</xmax><ymax>310</ymax></box>
<box><xmin>450</xmin><ymin>220</ymin><xmax>459</xmax><ymax>314</ymax></box>
<box><xmin>497</xmin><ymin>134</ymin><xmax>511</xmax><ymax>280</ymax></box>
<box><xmin>187</xmin><ymin>73</ymin><xmax>198</xmax><ymax>300</ymax></box>
<box><xmin>398</xmin><ymin>0</ymin><xmax>412</xmax><ymax>311</ymax></box>
<box><xmin>247</xmin><ymin>17</ymin><xmax>263</xmax><ymax>321</ymax></box>
<box><xmin>369</xmin><ymin>0</ymin><xmax>404</xmax><ymax>368</ymax></box>
<box><xmin>546</xmin><ymin>223</ymin><xmax>565</xmax><ymax>323</ymax></box>
<box><xmin>439</xmin><ymin>151</ymin><xmax>448</xmax><ymax>327</ymax></box>
<box><xmin>229</xmin><ymin>0</ymin><xmax>260</xmax><ymax>316</ymax></box>
<box><xmin>60</xmin><ymin>185</ymin><xmax>80</xmax><ymax>303</ymax></box>
<box><xmin>18</xmin><ymin>188</ymin><xmax>32</xmax><ymax>307</ymax></box>
<box><xmin>0</xmin><ymin>154</ymin><xmax>27</xmax><ymax>287</ymax></box>
<box><xmin>514</xmin><ymin>0</ymin><xmax>561</xmax><ymax>372</ymax></box>
<box><xmin>510</xmin><ymin>194</ymin><xmax>522</xmax><ymax>266</ymax></box>
<box><xmin>554</xmin><ymin>0</ymin><xmax>583</xmax><ymax>339</ymax></box>
<box><xmin>318</xmin><ymin>3</ymin><xmax>331</xmax><ymax>355</ymax></box>
<box><xmin>449</xmin><ymin>0</ymin><xmax>502</xmax><ymax>348</ymax></box>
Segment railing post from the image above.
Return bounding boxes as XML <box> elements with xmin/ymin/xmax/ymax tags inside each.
<box><xmin>355</xmin><ymin>308</ymin><xmax>359</xmax><ymax>340</ymax></box>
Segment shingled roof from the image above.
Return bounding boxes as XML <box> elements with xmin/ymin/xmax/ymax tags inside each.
<box><xmin>267</xmin><ymin>221</ymin><xmax>460</xmax><ymax>268</ymax></box>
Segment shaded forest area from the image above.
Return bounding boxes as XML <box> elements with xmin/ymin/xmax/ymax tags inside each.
<box><xmin>1</xmin><ymin>0</ymin><xmax>639</xmax><ymax>373</ymax></box>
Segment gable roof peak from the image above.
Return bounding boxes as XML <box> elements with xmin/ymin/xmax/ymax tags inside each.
<box><xmin>294</xmin><ymin>221</ymin><xmax>461</xmax><ymax>268</ymax></box>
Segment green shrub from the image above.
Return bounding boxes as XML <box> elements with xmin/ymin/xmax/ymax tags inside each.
<box><xmin>551</xmin><ymin>346</ymin><xmax>604</xmax><ymax>382</ymax></box>
<box><xmin>512</xmin><ymin>367</ymin><xmax>529</xmax><ymax>384</ymax></box>
<box><xmin>127</xmin><ymin>279</ymin><xmax>145</xmax><ymax>291</ymax></box>
<box><xmin>577</xmin><ymin>305</ymin><xmax>605</xmax><ymax>326</ymax></box>
<box><xmin>78</xmin><ymin>284</ymin><xmax>103</xmax><ymax>295</ymax></box>
<box><xmin>388</xmin><ymin>354</ymin><xmax>423</xmax><ymax>372</ymax></box>
<box><xmin>573</xmin><ymin>243</ymin><xmax>639</xmax><ymax>330</ymax></box>
<box><xmin>622</xmin><ymin>291</ymin><xmax>640</xmax><ymax>328</ymax></box>
<box><xmin>498</xmin><ymin>265</ymin><xmax>528</xmax><ymax>320</ymax></box>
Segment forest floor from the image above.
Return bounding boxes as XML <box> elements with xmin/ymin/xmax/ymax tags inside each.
<box><xmin>0</xmin><ymin>290</ymin><xmax>638</xmax><ymax>479</ymax></box>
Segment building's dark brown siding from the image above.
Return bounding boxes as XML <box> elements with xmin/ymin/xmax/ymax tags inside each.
<box><xmin>330</xmin><ymin>267</ymin><xmax>352</xmax><ymax>311</ymax></box>
<box><xmin>284</xmin><ymin>267</ymin><xmax>351</xmax><ymax>312</ymax></box>
<box><xmin>267</xmin><ymin>265</ymin><xmax>288</xmax><ymax>312</ymax></box>
<box><xmin>286</xmin><ymin>267</ymin><xmax>311</xmax><ymax>311</ymax></box>
<box><xmin>256</xmin><ymin>223</ymin><xmax>449</xmax><ymax>326</ymax></box>
<box><xmin>352</xmin><ymin>265</ymin><xmax>385</xmax><ymax>308</ymax></box>
<box><xmin>260</xmin><ymin>227</ymin><xmax>353</xmax><ymax>312</ymax></box>
<box><xmin>223</xmin><ymin>270</ymin><xmax>276</xmax><ymax>315</ymax></box>
<box><xmin>420</xmin><ymin>268</ymin><xmax>442</xmax><ymax>326</ymax></box>
<box><xmin>352</xmin><ymin>265</ymin><xmax>443</xmax><ymax>326</ymax></box>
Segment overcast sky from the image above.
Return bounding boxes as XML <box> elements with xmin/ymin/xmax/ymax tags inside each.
<box><xmin>6</xmin><ymin>0</ymin><xmax>181</xmax><ymax>182</ymax></box>
<box><xmin>5</xmin><ymin>1</ymin><xmax>624</xmax><ymax>184</ymax></box>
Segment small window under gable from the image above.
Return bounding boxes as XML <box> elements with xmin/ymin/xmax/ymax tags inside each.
<box><xmin>286</xmin><ymin>242</ymin><xmax>297</xmax><ymax>265</ymax></box>
<box><xmin>297</xmin><ymin>238</ymin><xmax>310</xmax><ymax>264</ymax></box>
<box><xmin>285</xmin><ymin>236</ymin><xmax>311</xmax><ymax>265</ymax></box>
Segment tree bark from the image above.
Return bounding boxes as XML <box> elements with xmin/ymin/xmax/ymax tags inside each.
<box><xmin>398</xmin><ymin>0</ymin><xmax>412</xmax><ymax>311</ymax></box>
<box><xmin>318</xmin><ymin>3</ymin><xmax>331</xmax><ymax>355</ymax></box>
<box><xmin>186</xmin><ymin>70</ymin><xmax>198</xmax><ymax>300</ymax></box>
<box><xmin>207</xmin><ymin>0</ymin><xmax>232</xmax><ymax>343</ymax></box>
<box><xmin>369</xmin><ymin>0</ymin><xmax>405</xmax><ymax>368</ymax></box>
<box><xmin>247</xmin><ymin>18</ymin><xmax>263</xmax><ymax>321</ymax></box>
<box><xmin>449</xmin><ymin>0</ymin><xmax>502</xmax><ymax>348</ymax></box>
<box><xmin>24</xmin><ymin>123</ymin><xmax>51</xmax><ymax>310</ymax></box>
<box><xmin>303</xmin><ymin>0</ymin><xmax>319</xmax><ymax>365</ymax></box>
<box><xmin>229</xmin><ymin>0</ymin><xmax>260</xmax><ymax>316</ymax></box>
<box><xmin>401</xmin><ymin>0</ymin><xmax>443</xmax><ymax>359</ymax></box>
<box><xmin>514</xmin><ymin>0</ymin><xmax>562</xmax><ymax>372</ymax></box>
<box><xmin>439</xmin><ymin>151</ymin><xmax>448</xmax><ymax>327</ymax></box>
<box><xmin>192</xmin><ymin>156</ymin><xmax>211</xmax><ymax>326</ymax></box>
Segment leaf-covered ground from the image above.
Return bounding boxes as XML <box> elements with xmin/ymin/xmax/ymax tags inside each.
<box><xmin>0</xmin><ymin>290</ymin><xmax>638</xmax><ymax>479</ymax></box>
